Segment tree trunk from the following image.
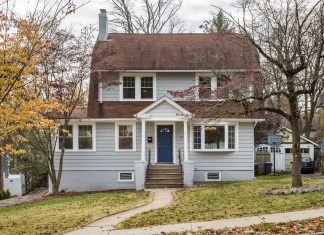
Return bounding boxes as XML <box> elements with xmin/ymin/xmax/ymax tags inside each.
<box><xmin>291</xmin><ymin>116</ymin><xmax>303</xmax><ymax>187</ymax></box>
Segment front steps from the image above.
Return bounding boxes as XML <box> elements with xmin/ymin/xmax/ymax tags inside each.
<box><xmin>145</xmin><ymin>164</ymin><xmax>184</xmax><ymax>188</ymax></box>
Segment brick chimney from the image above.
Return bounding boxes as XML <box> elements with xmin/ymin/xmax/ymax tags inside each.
<box><xmin>98</xmin><ymin>9</ymin><xmax>108</xmax><ymax>41</ymax></box>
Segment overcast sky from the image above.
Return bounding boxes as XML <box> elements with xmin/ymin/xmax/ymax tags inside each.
<box><xmin>14</xmin><ymin>0</ymin><xmax>241</xmax><ymax>34</ymax></box>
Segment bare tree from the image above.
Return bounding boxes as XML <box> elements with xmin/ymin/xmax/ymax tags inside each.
<box><xmin>109</xmin><ymin>0</ymin><xmax>185</xmax><ymax>33</ymax></box>
<box><xmin>25</xmin><ymin>27</ymin><xmax>94</xmax><ymax>194</ymax></box>
<box><xmin>214</xmin><ymin>0</ymin><xmax>324</xmax><ymax>187</ymax></box>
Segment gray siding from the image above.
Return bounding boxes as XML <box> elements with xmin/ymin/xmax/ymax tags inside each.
<box><xmin>101</xmin><ymin>72</ymin><xmax>196</xmax><ymax>101</ymax></box>
<box><xmin>147</xmin><ymin>101</ymin><xmax>181</xmax><ymax>116</ymax></box>
<box><xmin>54</xmin><ymin>122</ymin><xmax>141</xmax><ymax>171</ymax></box>
<box><xmin>156</xmin><ymin>73</ymin><xmax>196</xmax><ymax>100</ymax></box>
<box><xmin>59</xmin><ymin>171</ymin><xmax>135</xmax><ymax>192</ymax></box>
<box><xmin>189</xmin><ymin>122</ymin><xmax>255</xmax><ymax>181</ymax></box>
<box><xmin>102</xmin><ymin>82</ymin><xmax>119</xmax><ymax>101</ymax></box>
<box><xmin>55</xmin><ymin>121</ymin><xmax>255</xmax><ymax>191</ymax></box>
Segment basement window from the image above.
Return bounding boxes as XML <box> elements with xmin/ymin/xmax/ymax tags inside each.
<box><xmin>118</xmin><ymin>172</ymin><xmax>134</xmax><ymax>182</ymax></box>
<box><xmin>206</xmin><ymin>172</ymin><xmax>221</xmax><ymax>181</ymax></box>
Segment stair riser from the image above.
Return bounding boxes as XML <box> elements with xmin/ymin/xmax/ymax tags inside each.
<box><xmin>148</xmin><ymin>169</ymin><xmax>182</xmax><ymax>173</ymax></box>
<box><xmin>145</xmin><ymin>184</ymin><xmax>183</xmax><ymax>189</ymax></box>
<box><xmin>147</xmin><ymin>175</ymin><xmax>182</xmax><ymax>180</ymax></box>
<box><xmin>148</xmin><ymin>165</ymin><xmax>181</xmax><ymax>169</ymax></box>
<box><xmin>146</xmin><ymin>179</ymin><xmax>183</xmax><ymax>184</ymax></box>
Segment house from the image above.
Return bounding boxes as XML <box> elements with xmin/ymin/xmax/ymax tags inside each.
<box><xmin>51</xmin><ymin>9</ymin><xmax>264</xmax><ymax>192</ymax></box>
<box><xmin>256</xmin><ymin>127</ymin><xmax>319</xmax><ymax>171</ymax></box>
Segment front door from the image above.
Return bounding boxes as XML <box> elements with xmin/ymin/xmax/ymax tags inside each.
<box><xmin>157</xmin><ymin>125</ymin><xmax>173</xmax><ymax>163</ymax></box>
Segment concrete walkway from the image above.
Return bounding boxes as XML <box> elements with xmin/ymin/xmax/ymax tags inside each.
<box><xmin>66</xmin><ymin>188</ymin><xmax>176</xmax><ymax>235</ymax></box>
<box><xmin>110</xmin><ymin>207</ymin><xmax>324</xmax><ymax>235</ymax></box>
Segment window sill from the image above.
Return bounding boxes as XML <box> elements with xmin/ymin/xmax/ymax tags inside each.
<box><xmin>121</xmin><ymin>99</ymin><xmax>156</xmax><ymax>102</ymax></box>
<box><xmin>115</xmin><ymin>149</ymin><xmax>137</xmax><ymax>152</ymax></box>
<box><xmin>55</xmin><ymin>149</ymin><xmax>96</xmax><ymax>153</ymax></box>
<box><xmin>192</xmin><ymin>149</ymin><xmax>237</xmax><ymax>152</ymax></box>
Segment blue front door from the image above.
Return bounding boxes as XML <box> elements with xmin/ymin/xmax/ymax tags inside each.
<box><xmin>157</xmin><ymin>125</ymin><xmax>173</xmax><ymax>163</ymax></box>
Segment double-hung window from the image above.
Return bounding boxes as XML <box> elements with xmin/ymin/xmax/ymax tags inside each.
<box><xmin>78</xmin><ymin>125</ymin><xmax>93</xmax><ymax>149</ymax></box>
<box><xmin>198</xmin><ymin>76</ymin><xmax>212</xmax><ymax>99</ymax></box>
<box><xmin>196</xmin><ymin>74</ymin><xmax>228</xmax><ymax>100</ymax></box>
<box><xmin>121</xmin><ymin>74</ymin><xmax>155</xmax><ymax>100</ymax></box>
<box><xmin>141</xmin><ymin>77</ymin><xmax>153</xmax><ymax>99</ymax></box>
<box><xmin>116</xmin><ymin>124</ymin><xmax>136</xmax><ymax>151</ymax></box>
<box><xmin>193</xmin><ymin>124</ymin><xmax>237</xmax><ymax>151</ymax></box>
<box><xmin>123</xmin><ymin>76</ymin><xmax>136</xmax><ymax>99</ymax></box>
<box><xmin>57</xmin><ymin>124</ymin><xmax>96</xmax><ymax>151</ymax></box>
<box><xmin>59</xmin><ymin>125</ymin><xmax>73</xmax><ymax>150</ymax></box>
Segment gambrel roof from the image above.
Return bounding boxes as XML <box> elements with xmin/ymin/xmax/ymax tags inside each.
<box><xmin>91</xmin><ymin>33</ymin><xmax>260</xmax><ymax>71</ymax></box>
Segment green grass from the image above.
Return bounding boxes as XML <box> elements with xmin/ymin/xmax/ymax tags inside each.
<box><xmin>118</xmin><ymin>176</ymin><xmax>324</xmax><ymax>229</ymax></box>
<box><xmin>0</xmin><ymin>191</ymin><xmax>151</xmax><ymax>235</ymax></box>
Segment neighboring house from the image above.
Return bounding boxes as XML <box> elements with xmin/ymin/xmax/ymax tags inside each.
<box><xmin>256</xmin><ymin>127</ymin><xmax>319</xmax><ymax>171</ymax></box>
<box><xmin>51</xmin><ymin>9</ymin><xmax>264</xmax><ymax>192</ymax></box>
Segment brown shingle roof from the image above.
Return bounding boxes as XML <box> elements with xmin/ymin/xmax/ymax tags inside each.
<box><xmin>91</xmin><ymin>33</ymin><xmax>260</xmax><ymax>71</ymax></box>
<box><xmin>87</xmin><ymin>101</ymin><xmax>264</xmax><ymax>119</ymax></box>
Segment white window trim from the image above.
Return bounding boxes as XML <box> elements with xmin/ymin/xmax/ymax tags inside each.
<box><xmin>190</xmin><ymin>122</ymin><xmax>239</xmax><ymax>152</ymax></box>
<box><xmin>120</xmin><ymin>73</ymin><xmax>156</xmax><ymax>101</ymax></box>
<box><xmin>118</xmin><ymin>171</ymin><xmax>135</xmax><ymax>182</ymax></box>
<box><xmin>56</xmin><ymin>123</ymin><xmax>96</xmax><ymax>152</ymax></box>
<box><xmin>205</xmin><ymin>171</ymin><xmax>221</xmax><ymax>181</ymax></box>
<box><xmin>115</xmin><ymin>122</ymin><xmax>137</xmax><ymax>152</ymax></box>
<box><xmin>195</xmin><ymin>73</ymin><xmax>227</xmax><ymax>101</ymax></box>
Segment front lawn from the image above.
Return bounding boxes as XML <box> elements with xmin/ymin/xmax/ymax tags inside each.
<box><xmin>0</xmin><ymin>191</ymin><xmax>151</xmax><ymax>235</ymax></box>
<box><xmin>118</xmin><ymin>176</ymin><xmax>324</xmax><ymax>229</ymax></box>
<box><xmin>167</xmin><ymin>217</ymin><xmax>324</xmax><ymax>234</ymax></box>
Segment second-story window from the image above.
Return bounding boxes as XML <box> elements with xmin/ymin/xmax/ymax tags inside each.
<box><xmin>123</xmin><ymin>76</ymin><xmax>135</xmax><ymax>99</ymax></box>
<box><xmin>141</xmin><ymin>77</ymin><xmax>153</xmax><ymax>99</ymax></box>
<box><xmin>199</xmin><ymin>76</ymin><xmax>212</xmax><ymax>99</ymax></box>
<box><xmin>121</xmin><ymin>74</ymin><xmax>156</xmax><ymax>101</ymax></box>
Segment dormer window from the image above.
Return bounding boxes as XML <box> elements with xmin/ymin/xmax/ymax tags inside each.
<box><xmin>120</xmin><ymin>73</ymin><xmax>156</xmax><ymax>101</ymax></box>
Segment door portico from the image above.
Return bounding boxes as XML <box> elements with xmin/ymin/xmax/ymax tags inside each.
<box><xmin>135</xmin><ymin>96</ymin><xmax>191</xmax><ymax>165</ymax></box>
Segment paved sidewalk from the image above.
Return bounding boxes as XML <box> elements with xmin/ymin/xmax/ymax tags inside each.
<box><xmin>110</xmin><ymin>207</ymin><xmax>324</xmax><ymax>235</ymax></box>
<box><xmin>66</xmin><ymin>188</ymin><xmax>176</xmax><ymax>235</ymax></box>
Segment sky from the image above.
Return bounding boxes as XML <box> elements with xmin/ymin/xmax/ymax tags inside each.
<box><xmin>13</xmin><ymin>0</ymin><xmax>241</xmax><ymax>34</ymax></box>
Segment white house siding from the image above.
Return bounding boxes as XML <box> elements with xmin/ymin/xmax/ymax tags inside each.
<box><xmin>101</xmin><ymin>72</ymin><xmax>196</xmax><ymax>101</ymax></box>
<box><xmin>54</xmin><ymin>122</ymin><xmax>141</xmax><ymax>192</ymax></box>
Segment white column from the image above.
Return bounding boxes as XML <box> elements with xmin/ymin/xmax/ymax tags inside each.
<box><xmin>183</xmin><ymin>120</ymin><xmax>188</xmax><ymax>162</ymax></box>
<box><xmin>141</xmin><ymin>120</ymin><xmax>146</xmax><ymax>161</ymax></box>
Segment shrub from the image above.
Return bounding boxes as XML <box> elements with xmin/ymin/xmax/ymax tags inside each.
<box><xmin>0</xmin><ymin>189</ymin><xmax>11</xmax><ymax>200</ymax></box>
